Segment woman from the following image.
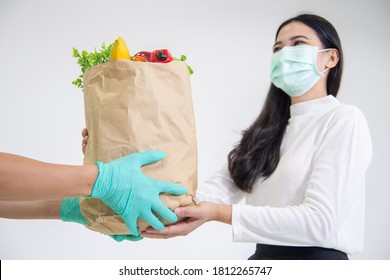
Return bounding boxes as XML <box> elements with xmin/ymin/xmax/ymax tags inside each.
<box><xmin>142</xmin><ymin>14</ymin><xmax>373</xmax><ymax>260</ymax></box>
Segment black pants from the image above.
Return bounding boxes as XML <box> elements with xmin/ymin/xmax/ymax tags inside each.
<box><xmin>248</xmin><ymin>244</ymin><xmax>349</xmax><ymax>260</ymax></box>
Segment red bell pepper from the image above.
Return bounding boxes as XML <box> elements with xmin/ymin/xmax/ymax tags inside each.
<box><xmin>150</xmin><ymin>49</ymin><xmax>173</xmax><ymax>63</ymax></box>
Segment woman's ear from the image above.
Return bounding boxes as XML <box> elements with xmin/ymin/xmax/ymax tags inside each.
<box><xmin>326</xmin><ymin>49</ymin><xmax>339</xmax><ymax>69</ymax></box>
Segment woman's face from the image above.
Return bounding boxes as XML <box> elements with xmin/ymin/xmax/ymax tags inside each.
<box><xmin>273</xmin><ymin>21</ymin><xmax>323</xmax><ymax>52</ymax></box>
<box><xmin>272</xmin><ymin>21</ymin><xmax>340</xmax><ymax>102</ymax></box>
<box><xmin>273</xmin><ymin>21</ymin><xmax>329</xmax><ymax>72</ymax></box>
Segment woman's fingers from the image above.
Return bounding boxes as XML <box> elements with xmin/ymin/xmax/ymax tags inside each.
<box><xmin>143</xmin><ymin>217</ymin><xmax>202</xmax><ymax>238</ymax></box>
<box><xmin>175</xmin><ymin>205</ymin><xmax>205</xmax><ymax>220</ymax></box>
<box><xmin>141</xmin><ymin>203</ymin><xmax>214</xmax><ymax>239</ymax></box>
<box><xmin>82</xmin><ymin>128</ymin><xmax>88</xmax><ymax>137</ymax></box>
<box><xmin>81</xmin><ymin>136</ymin><xmax>88</xmax><ymax>154</ymax></box>
<box><xmin>141</xmin><ymin>232</ymin><xmax>176</xmax><ymax>239</ymax></box>
<box><xmin>81</xmin><ymin>128</ymin><xmax>89</xmax><ymax>155</ymax></box>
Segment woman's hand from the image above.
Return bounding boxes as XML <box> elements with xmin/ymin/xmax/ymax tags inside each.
<box><xmin>141</xmin><ymin>202</ymin><xmax>232</xmax><ymax>239</ymax></box>
<box><xmin>82</xmin><ymin>128</ymin><xmax>88</xmax><ymax>155</ymax></box>
<box><xmin>141</xmin><ymin>202</ymin><xmax>214</xmax><ymax>239</ymax></box>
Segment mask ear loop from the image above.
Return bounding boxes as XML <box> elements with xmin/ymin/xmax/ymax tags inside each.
<box><xmin>318</xmin><ymin>48</ymin><xmax>334</xmax><ymax>74</ymax></box>
<box><xmin>318</xmin><ymin>48</ymin><xmax>334</xmax><ymax>53</ymax></box>
<box><xmin>322</xmin><ymin>67</ymin><xmax>330</xmax><ymax>74</ymax></box>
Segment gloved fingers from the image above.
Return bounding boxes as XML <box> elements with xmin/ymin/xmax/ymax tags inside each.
<box><xmin>133</xmin><ymin>150</ymin><xmax>166</xmax><ymax>166</ymax></box>
<box><xmin>123</xmin><ymin>215</ymin><xmax>140</xmax><ymax>236</ymax></box>
<box><xmin>109</xmin><ymin>235</ymin><xmax>126</xmax><ymax>242</ymax></box>
<box><xmin>109</xmin><ymin>235</ymin><xmax>143</xmax><ymax>242</ymax></box>
<box><xmin>157</xmin><ymin>181</ymin><xmax>188</xmax><ymax>196</ymax></box>
<box><xmin>140</xmin><ymin>211</ymin><xmax>165</xmax><ymax>231</ymax></box>
<box><xmin>125</xmin><ymin>235</ymin><xmax>144</xmax><ymax>242</ymax></box>
<box><xmin>152</xmin><ymin>200</ymin><xmax>178</xmax><ymax>223</ymax></box>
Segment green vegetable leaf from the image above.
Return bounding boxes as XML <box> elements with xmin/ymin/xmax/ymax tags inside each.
<box><xmin>72</xmin><ymin>42</ymin><xmax>113</xmax><ymax>90</ymax></box>
<box><xmin>173</xmin><ymin>54</ymin><xmax>193</xmax><ymax>75</ymax></box>
<box><xmin>72</xmin><ymin>47</ymin><xmax>80</xmax><ymax>58</ymax></box>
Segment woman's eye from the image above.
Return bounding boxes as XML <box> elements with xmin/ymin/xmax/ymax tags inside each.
<box><xmin>273</xmin><ymin>47</ymin><xmax>281</xmax><ymax>53</ymax></box>
<box><xmin>294</xmin><ymin>40</ymin><xmax>306</xmax><ymax>46</ymax></box>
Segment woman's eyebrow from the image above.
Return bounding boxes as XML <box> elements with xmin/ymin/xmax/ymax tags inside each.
<box><xmin>273</xmin><ymin>35</ymin><xmax>310</xmax><ymax>48</ymax></box>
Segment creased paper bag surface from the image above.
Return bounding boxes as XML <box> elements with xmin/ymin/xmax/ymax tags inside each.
<box><xmin>80</xmin><ymin>60</ymin><xmax>197</xmax><ymax>235</ymax></box>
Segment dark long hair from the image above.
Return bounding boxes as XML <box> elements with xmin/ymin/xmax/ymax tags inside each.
<box><xmin>228</xmin><ymin>14</ymin><xmax>344</xmax><ymax>192</ymax></box>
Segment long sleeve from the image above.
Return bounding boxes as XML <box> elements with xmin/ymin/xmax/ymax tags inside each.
<box><xmin>231</xmin><ymin>106</ymin><xmax>372</xmax><ymax>254</ymax></box>
<box><xmin>196</xmin><ymin>163</ymin><xmax>245</xmax><ymax>204</ymax></box>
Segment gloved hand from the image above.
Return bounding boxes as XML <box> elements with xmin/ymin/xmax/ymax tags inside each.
<box><xmin>92</xmin><ymin>150</ymin><xmax>188</xmax><ymax>236</ymax></box>
<box><xmin>60</xmin><ymin>197</ymin><xmax>143</xmax><ymax>241</ymax></box>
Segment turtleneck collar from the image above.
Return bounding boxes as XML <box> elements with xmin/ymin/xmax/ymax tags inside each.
<box><xmin>290</xmin><ymin>95</ymin><xmax>340</xmax><ymax>118</ymax></box>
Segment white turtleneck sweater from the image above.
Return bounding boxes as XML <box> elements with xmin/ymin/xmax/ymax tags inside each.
<box><xmin>196</xmin><ymin>95</ymin><xmax>372</xmax><ymax>254</ymax></box>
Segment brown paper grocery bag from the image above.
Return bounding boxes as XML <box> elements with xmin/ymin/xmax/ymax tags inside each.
<box><xmin>79</xmin><ymin>60</ymin><xmax>197</xmax><ymax>235</ymax></box>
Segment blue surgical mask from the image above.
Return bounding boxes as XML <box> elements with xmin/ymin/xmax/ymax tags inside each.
<box><xmin>270</xmin><ymin>45</ymin><xmax>332</xmax><ymax>97</ymax></box>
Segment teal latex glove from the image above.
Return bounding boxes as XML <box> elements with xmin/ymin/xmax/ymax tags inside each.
<box><xmin>60</xmin><ymin>197</ymin><xmax>143</xmax><ymax>242</ymax></box>
<box><xmin>60</xmin><ymin>196</ymin><xmax>88</xmax><ymax>226</ymax></box>
<box><xmin>92</xmin><ymin>150</ymin><xmax>188</xmax><ymax>236</ymax></box>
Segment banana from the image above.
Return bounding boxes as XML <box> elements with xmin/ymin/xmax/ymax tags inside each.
<box><xmin>110</xmin><ymin>37</ymin><xmax>131</xmax><ymax>60</ymax></box>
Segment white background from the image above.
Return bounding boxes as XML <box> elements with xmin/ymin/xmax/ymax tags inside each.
<box><xmin>0</xmin><ymin>0</ymin><xmax>389</xmax><ymax>260</ymax></box>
